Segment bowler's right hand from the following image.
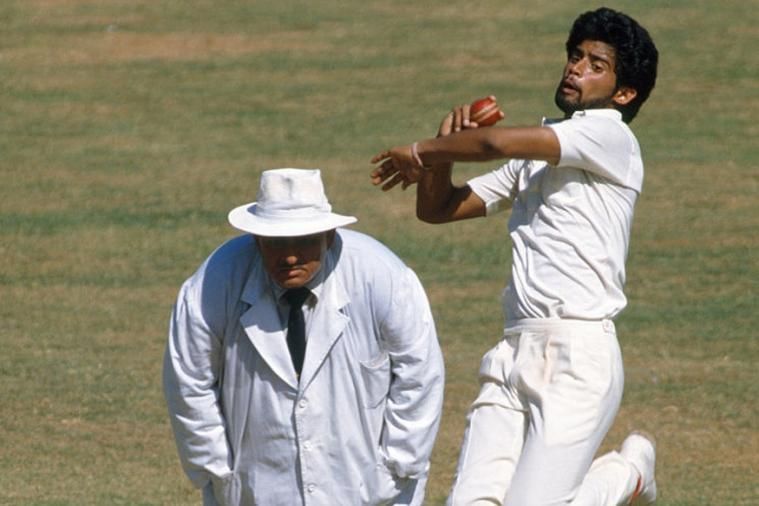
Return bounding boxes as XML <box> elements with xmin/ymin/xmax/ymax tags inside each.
<box><xmin>440</xmin><ymin>95</ymin><xmax>503</xmax><ymax>136</ymax></box>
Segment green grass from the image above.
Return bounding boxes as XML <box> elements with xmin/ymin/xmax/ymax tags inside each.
<box><xmin>1</xmin><ymin>0</ymin><xmax>757</xmax><ymax>504</ymax></box>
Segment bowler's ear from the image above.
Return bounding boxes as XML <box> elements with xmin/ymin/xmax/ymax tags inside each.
<box><xmin>612</xmin><ymin>86</ymin><xmax>637</xmax><ymax>106</ymax></box>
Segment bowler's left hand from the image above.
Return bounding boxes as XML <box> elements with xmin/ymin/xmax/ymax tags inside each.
<box><xmin>370</xmin><ymin>145</ymin><xmax>425</xmax><ymax>192</ymax></box>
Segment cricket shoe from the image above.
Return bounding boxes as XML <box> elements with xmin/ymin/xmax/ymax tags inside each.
<box><xmin>620</xmin><ymin>431</ymin><xmax>657</xmax><ymax>504</ymax></box>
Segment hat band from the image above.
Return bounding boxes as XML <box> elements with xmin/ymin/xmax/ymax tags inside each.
<box><xmin>253</xmin><ymin>203</ymin><xmax>333</xmax><ymax>221</ymax></box>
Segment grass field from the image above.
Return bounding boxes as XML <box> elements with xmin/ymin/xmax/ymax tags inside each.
<box><xmin>1</xmin><ymin>0</ymin><xmax>757</xmax><ymax>504</ymax></box>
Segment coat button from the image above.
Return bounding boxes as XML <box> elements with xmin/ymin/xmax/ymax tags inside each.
<box><xmin>299</xmin><ymin>399</ymin><xmax>308</xmax><ymax>409</ymax></box>
<box><xmin>307</xmin><ymin>484</ymin><xmax>316</xmax><ymax>493</ymax></box>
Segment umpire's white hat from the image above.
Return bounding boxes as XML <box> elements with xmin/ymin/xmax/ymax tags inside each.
<box><xmin>228</xmin><ymin>168</ymin><xmax>357</xmax><ymax>237</ymax></box>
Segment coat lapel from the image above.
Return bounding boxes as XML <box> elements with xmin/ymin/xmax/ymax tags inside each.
<box><xmin>298</xmin><ymin>258</ymin><xmax>350</xmax><ymax>390</ymax></box>
<box><xmin>239</xmin><ymin>261</ymin><xmax>299</xmax><ymax>389</ymax></box>
<box><xmin>237</xmin><ymin>243</ymin><xmax>351</xmax><ymax>392</ymax></box>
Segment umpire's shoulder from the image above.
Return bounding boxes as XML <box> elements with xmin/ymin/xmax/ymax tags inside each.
<box><xmin>184</xmin><ymin>234</ymin><xmax>256</xmax><ymax>292</ymax></box>
<box><xmin>335</xmin><ymin>228</ymin><xmax>407</xmax><ymax>273</ymax></box>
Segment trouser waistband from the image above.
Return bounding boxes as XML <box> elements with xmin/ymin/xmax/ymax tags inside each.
<box><xmin>504</xmin><ymin>318</ymin><xmax>615</xmax><ymax>335</ymax></box>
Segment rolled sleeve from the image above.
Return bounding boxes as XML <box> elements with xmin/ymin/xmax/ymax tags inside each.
<box><xmin>548</xmin><ymin>114</ymin><xmax>642</xmax><ymax>192</ymax></box>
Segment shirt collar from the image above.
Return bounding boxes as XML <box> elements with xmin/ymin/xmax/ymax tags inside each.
<box><xmin>542</xmin><ymin>108</ymin><xmax>623</xmax><ymax>125</ymax></box>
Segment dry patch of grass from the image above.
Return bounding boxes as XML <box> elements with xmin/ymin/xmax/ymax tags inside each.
<box><xmin>4</xmin><ymin>30</ymin><xmax>326</xmax><ymax>66</ymax></box>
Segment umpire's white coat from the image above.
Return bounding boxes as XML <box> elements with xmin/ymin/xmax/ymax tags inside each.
<box><xmin>163</xmin><ymin>230</ymin><xmax>445</xmax><ymax>506</ymax></box>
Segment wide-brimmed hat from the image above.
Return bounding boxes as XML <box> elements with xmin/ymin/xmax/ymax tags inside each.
<box><xmin>228</xmin><ymin>168</ymin><xmax>357</xmax><ymax>237</ymax></box>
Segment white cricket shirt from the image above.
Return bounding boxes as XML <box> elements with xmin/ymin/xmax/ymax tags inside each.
<box><xmin>467</xmin><ymin>109</ymin><xmax>643</xmax><ymax>321</ymax></box>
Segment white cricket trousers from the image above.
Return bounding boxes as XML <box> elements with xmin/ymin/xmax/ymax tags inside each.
<box><xmin>447</xmin><ymin>319</ymin><xmax>641</xmax><ymax>506</ymax></box>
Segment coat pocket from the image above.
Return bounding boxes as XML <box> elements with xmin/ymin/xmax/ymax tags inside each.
<box><xmin>359</xmin><ymin>461</ymin><xmax>408</xmax><ymax>506</ymax></box>
<box><xmin>210</xmin><ymin>472</ymin><xmax>240</xmax><ymax>506</ymax></box>
<box><xmin>359</xmin><ymin>351</ymin><xmax>391</xmax><ymax>408</ymax></box>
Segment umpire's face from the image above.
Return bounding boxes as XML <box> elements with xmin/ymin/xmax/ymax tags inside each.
<box><xmin>256</xmin><ymin>230</ymin><xmax>335</xmax><ymax>289</ymax></box>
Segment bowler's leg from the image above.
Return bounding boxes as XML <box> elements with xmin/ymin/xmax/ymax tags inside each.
<box><xmin>503</xmin><ymin>324</ymin><xmax>625</xmax><ymax>505</ymax></box>
<box><xmin>571</xmin><ymin>432</ymin><xmax>657</xmax><ymax>505</ymax></box>
<box><xmin>502</xmin><ymin>423</ymin><xmax>607</xmax><ymax>506</ymax></box>
<box><xmin>447</xmin><ymin>381</ymin><xmax>526</xmax><ymax>506</ymax></box>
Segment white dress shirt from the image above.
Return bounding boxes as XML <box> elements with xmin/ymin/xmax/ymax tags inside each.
<box><xmin>468</xmin><ymin>109</ymin><xmax>643</xmax><ymax>321</ymax></box>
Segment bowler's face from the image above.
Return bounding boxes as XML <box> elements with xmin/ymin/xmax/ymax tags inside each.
<box><xmin>256</xmin><ymin>232</ymin><xmax>332</xmax><ymax>289</ymax></box>
<box><xmin>555</xmin><ymin>39</ymin><xmax>626</xmax><ymax>115</ymax></box>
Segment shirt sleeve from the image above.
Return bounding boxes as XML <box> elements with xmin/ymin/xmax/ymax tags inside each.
<box><xmin>378</xmin><ymin>267</ymin><xmax>445</xmax><ymax>480</ymax></box>
<box><xmin>467</xmin><ymin>159</ymin><xmax>523</xmax><ymax>215</ymax></box>
<box><xmin>547</xmin><ymin>114</ymin><xmax>643</xmax><ymax>191</ymax></box>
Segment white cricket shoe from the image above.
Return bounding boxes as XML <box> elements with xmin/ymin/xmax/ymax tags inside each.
<box><xmin>620</xmin><ymin>431</ymin><xmax>657</xmax><ymax>504</ymax></box>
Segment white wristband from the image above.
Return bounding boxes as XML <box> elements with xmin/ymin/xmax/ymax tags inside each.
<box><xmin>411</xmin><ymin>142</ymin><xmax>426</xmax><ymax>168</ymax></box>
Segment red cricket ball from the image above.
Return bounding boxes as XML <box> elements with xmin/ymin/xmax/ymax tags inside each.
<box><xmin>470</xmin><ymin>97</ymin><xmax>503</xmax><ymax>126</ymax></box>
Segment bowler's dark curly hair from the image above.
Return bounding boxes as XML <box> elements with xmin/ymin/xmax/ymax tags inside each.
<box><xmin>567</xmin><ymin>7</ymin><xmax>659</xmax><ymax>123</ymax></box>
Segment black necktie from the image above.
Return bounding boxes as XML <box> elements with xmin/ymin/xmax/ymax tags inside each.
<box><xmin>283</xmin><ymin>287</ymin><xmax>311</xmax><ymax>377</ymax></box>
